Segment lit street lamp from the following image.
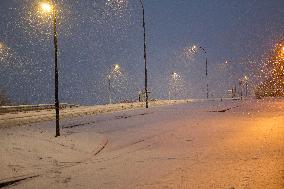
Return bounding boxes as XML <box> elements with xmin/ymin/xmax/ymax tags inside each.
<box><xmin>243</xmin><ymin>75</ymin><xmax>249</xmax><ymax>97</ymax></box>
<box><xmin>38</xmin><ymin>1</ymin><xmax>60</xmax><ymax>137</ymax></box>
<box><xmin>107</xmin><ymin>75</ymin><xmax>112</xmax><ymax>104</ymax></box>
<box><xmin>172</xmin><ymin>72</ymin><xmax>179</xmax><ymax>80</ymax></box>
<box><xmin>169</xmin><ymin>72</ymin><xmax>180</xmax><ymax>101</ymax></box>
<box><xmin>107</xmin><ymin>64</ymin><xmax>121</xmax><ymax>104</ymax></box>
<box><xmin>188</xmin><ymin>45</ymin><xmax>209</xmax><ymax>99</ymax></box>
<box><xmin>223</xmin><ymin>60</ymin><xmax>235</xmax><ymax>97</ymax></box>
<box><xmin>239</xmin><ymin>79</ymin><xmax>243</xmax><ymax>100</ymax></box>
<box><xmin>238</xmin><ymin>75</ymin><xmax>249</xmax><ymax>99</ymax></box>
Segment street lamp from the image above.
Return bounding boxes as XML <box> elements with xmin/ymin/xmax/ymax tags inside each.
<box><xmin>115</xmin><ymin>0</ymin><xmax>148</xmax><ymax>107</ymax></box>
<box><xmin>114</xmin><ymin>64</ymin><xmax>120</xmax><ymax>72</ymax></box>
<box><xmin>138</xmin><ymin>0</ymin><xmax>149</xmax><ymax>108</ymax></box>
<box><xmin>188</xmin><ymin>45</ymin><xmax>208</xmax><ymax>99</ymax></box>
<box><xmin>40</xmin><ymin>2</ymin><xmax>53</xmax><ymax>13</ymax></box>
<box><xmin>238</xmin><ymin>75</ymin><xmax>249</xmax><ymax>99</ymax></box>
<box><xmin>223</xmin><ymin>60</ymin><xmax>236</xmax><ymax>97</ymax></box>
<box><xmin>38</xmin><ymin>1</ymin><xmax>60</xmax><ymax>137</ymax></box>
<box><xmin>107</xmin><ymin>64</ymin><xmax>121</xmax><ymax>104</ymax></box>
<box><xmin>169</xmin><ymin>72</ymin><xmax>180</xmax><ymax>101</ymax></box>
<box><xmin>172</xmin><ymin>72</ymin><xmax>179</xmax><ymax>80</ymax></box>
<box><xmin>243</xmin><ymin>75</ymin><xmax>249</xmax><ymax>97</ymax></box>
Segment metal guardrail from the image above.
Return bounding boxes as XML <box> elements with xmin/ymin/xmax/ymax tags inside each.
<box><xmin>0</xmin><ymin>103</ymin><xmax>78</xmax><ymax>114</ymax></box>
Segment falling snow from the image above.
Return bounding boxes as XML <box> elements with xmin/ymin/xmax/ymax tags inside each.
<box><xmin>0</xmin><ymin>1</ymin><xmax>283</xmax><ymax>188</ymax></box>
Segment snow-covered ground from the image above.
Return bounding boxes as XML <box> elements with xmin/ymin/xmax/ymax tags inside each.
<box><xmin>0</xmin><ymin>98</ymin><xmax>283</xmax><ymax>188</ymax></box>
<box><xmin>0</xmin><ymin>100</ymin><xmax>193</xmax><ymax>128</ymax></box>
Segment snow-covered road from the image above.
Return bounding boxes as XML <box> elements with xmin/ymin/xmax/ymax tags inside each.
<box><xmin>1</xmin><ymin>98</ymin><xmax>283</xmax><ymax>188</ymax></box>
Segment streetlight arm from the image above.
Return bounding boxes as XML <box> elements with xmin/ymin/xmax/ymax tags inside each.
<box><xmin>199</xmin><ymin>46</ymin><xmax>207</xmax><ymax>54</ymax></box>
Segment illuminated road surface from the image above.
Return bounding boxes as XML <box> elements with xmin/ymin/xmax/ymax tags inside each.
<box><xmin>1</xmin><ymin>98</ymin><xmax>283</xmax><ymax>188</ymax></box>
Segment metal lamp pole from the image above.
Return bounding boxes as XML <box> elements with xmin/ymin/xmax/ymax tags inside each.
<box><xmin>52</xmin><ymin>1</ymin><xmax>60</xmax><ymax>137</ymax></box>
<box><xmin>139</xmin><ymin>0</ymin><xmax>148</xmax><ymax>108</ymax></box>
<box><xmin>198</xmin><ymin>46</ymin><xmax>208</xmax><ymax>99</ymax></box>
<box><xmin>38</xmin><ymin>1</ymin><xmax>60</xmax><ymax>137</ymax></box>
<box><xmin>239</xmin><ymin>79</ymin><xmax>243</xmax><ymax>100</ymax></box>
<box><xmin>243</xmin><ymin>76</ymin><xmax>249</xmax><ymax>97</ymax></box>
<box><xmin>107</xmin><ymin>75</ymin><xmax>112</xmax><ymax>104</ymax></box>
<box><xmin>245</xmin><ymin>82</ymin><xmax>248</xmax><ymax>97</ymax></box>
<box><xmin>206</xmin><ymin>57</ymin><xmax>208</xmax><ymax>99</ymax></box>
<box><xmin>107</xmin><ymin>64</ymin><xmax>120</xmax><ymax>104</ymax></box>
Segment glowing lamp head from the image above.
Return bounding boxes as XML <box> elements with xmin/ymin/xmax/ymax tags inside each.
<box><xmin>39</xmin><ymin>2</ymin><xmax>53</xmax><ymax>13</ymax></box>
<box><xmin>190</xmin><ymin>45</ymin><xmax>197</xmax><ymax>53</ymax></box>
<box><xmin>117</xmin><ymin>0</ymin><xmax>125</xmax><ymax>4</ymax></box>
<box><xmin>172</xmin><ymin>72</ymin><xmax>179</xmax><ymax>80</ymax></box>
<box><xmin>0</xmin><ymin>42</ymin><xmax>6</xmax><ymax>53</ymax></box>
<box><xmin>114</xmin><ymin>64</ymin><xmax>120</xmax><ymax>71</ymax></box>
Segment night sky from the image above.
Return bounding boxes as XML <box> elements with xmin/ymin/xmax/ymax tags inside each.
<box><xmin>0</xmin><ymin>0</ymin><xmax>283</xmax><ymax>105</ymax></box>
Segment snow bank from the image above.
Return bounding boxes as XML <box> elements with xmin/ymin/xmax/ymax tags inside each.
<box><xmin>0</xmin><ymin>125</ymin><xmax>107</xmax><ymax>181</ymax></box>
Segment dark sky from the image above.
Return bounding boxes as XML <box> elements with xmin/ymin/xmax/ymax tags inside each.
<box><xmin>0</xmin><ymin>0</ymin><xmax>283</xmax><ymax>105</ymax></box>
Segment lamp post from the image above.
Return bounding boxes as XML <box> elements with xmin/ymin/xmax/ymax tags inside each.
<box><xmin>243</xmin><ymin>75</ymin><xmax>249</xmax><ymax>97</ymax></box>
<box><xmin>39</xmin><ymin>1</ymin><xmax>60</xmax><ymax>137</ymax></box>
<box><xmin>224</xmin><ymin>60</ymin><xmax>234</xmax><ymax>97</ymax></box>
<box><xmin>238</xmin><ymin>75</ymin><xmax>249</xmax><ymax>99</ymax></box>
<box><xmin>239</xmin><ymin>79</ymin><xmax>243</xmax><ymax>100</ymax></box>
<box><xmin>107</xmin><ymin>64</ymin><xmax>121</xmax><ymax>104</ymax></box>
<box><xmin>138</xmin><ymin>0</ymin><xmax>148</xmax><ymax>108</ymax></box>
<box><xmin>107</xmin><ymin>74</ymin><xmax>112</xmax><ymax>104</ymax></box>
<box><xmin>200</xmin><ymin>47</ymin><xmax>209</xmax><ymax>99</ymax></box>
<box><xmin>169</xmin><ymin>72</ymin><xmax>180</xmax><ymax>101</ymax></box>
<box><xmin>190</xmin><ymin>45</ymin><xmax>208</xmax><ymax>99</ymax></box>
<box><xmin>245</xmin><ymin>82</ymin><xmax>248</xmax><ymax>97</ymax></box>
